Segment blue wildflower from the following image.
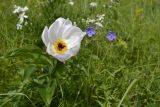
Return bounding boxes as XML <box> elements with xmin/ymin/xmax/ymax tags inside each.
<box><xmin>106</xmin><ymin>31</ymin><xmax>117</xmax><ymax>42</ymax></box>
<box><xmin>85</xmin><ymin>27</ymin><xmax>96</xmax><ymax>37</ymax></box>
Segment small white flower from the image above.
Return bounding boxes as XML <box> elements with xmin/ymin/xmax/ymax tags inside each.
<box><xmin>73</xmin><ymin>22</ymin><xmax>77</xmax><ymax>26</ymax></box>
<box><xmin>87</xmin><ymin>18</ymin><xmax>96</xmax><ymax>23</ymax></box>
<box><xmin>108</xmin><ymin>5</ymin><xmax>113</xmax><ymax>8</ymax></box>
<box><xmin>85</xmin><ymin>18</ymin><xmax>96</xmax><ymax>25</ymax></box>
<box><xmin>23</xmin><ymin>6</ymin><xmax>28</xmax><ymax>11</ymax></box>
<box><xmin>24</xmin><ymin>22</ymin><xmax>28</xmax><ymax>26</ymax></box>
<box><xmin>68</xmin><ymin>1</ymin><xmax>74</xmax><ymax>6</ymax></box>
<box><xmin>82</xmin><ymin>14</ymin><xmax>105</xmax><ymax>28</ymax></box>
<box><xmin>95</xmin><ymin>22</ymin><xmax>103</xmax><ymax>28</ymax></box>
<box><xmin>13</xmin><ymin>5</ymin><xmax>28</xmax><ymax>14</ymax></box>
<box><xmin>13</xmin><ymin>5</ymin><xmax>29</xmax><ymax>30</ymax></box>
<box><xmin>110</xmin><ymin>0</ymin><xmax>114</xmax><ymax>3</ymax></box>
<box><xmin>16</xmin><ymin>24</ymin><xmax>22</xmax><ymax>30</ymax></box>
<box><xmin>42</xmin><ymin>18</ymin><xmax>86</xmax><ymax>62</ymax></box>
<box><xmin>13</xmin><ymin>5</ymin><xmax>20</xmax><ymax>14</ymax></box>
<box><xmin>18</xmin><ymin>13</ymin><xmax>28</xmax><ymax>24</ymax></box>
<box><xmin>82</xmin><ymin>18</ymin><xmax>85</xmax><ymax>22</ymax></box>
<box><xmin>97</xmin><ymin>14</ymin><xmax>105</xmax><ymax>22</ymax></box>
<box><xmin>90</xmin><ymin>2</ymin><xmax>97</xmax><ymax>7</ymax></box>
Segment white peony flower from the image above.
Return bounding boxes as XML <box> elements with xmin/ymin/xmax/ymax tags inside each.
<box><xmin>42</xmin><ymin>18</ymin><xmax>86</xmax><ymax>62</ymax></box>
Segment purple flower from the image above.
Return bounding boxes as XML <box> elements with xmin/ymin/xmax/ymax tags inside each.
<box><xmin>85</xmin><ymin>27</ymin><xmax>96</xmax><ymax>37</ymax></box>
<box><xmin>106</xmin><ymin>31</ymin><xmax>117</xmax><ymax>42</ymax></box>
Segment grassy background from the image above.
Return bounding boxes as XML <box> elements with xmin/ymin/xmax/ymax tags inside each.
<box><xmin>0</xmin><ymin>0</ymin><xmax>160</xmax><ymax>106</ymax></box>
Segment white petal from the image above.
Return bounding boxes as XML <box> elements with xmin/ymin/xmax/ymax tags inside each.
<box><xmin>95</xmin><ymin>22</ymin><xmax>103</xmax><ymax>28</ymax></box>
<box><xmin>54</xmin><ymin>54</ymin><xmax>72</xmax><ymax>62</ymax></box>
<box><xmin>23</xmin><ymin>6</ymin><xmax>28</xmax><ymax>11</ymax></box>
<box><xmin>42</xmin><ymin>26</ymin><xmax>49</xmax><ymax>47</ymax></box>
<box><xmin>51</xmin><ymin>18</ymin><xmax>73</xmax><ymax>40</ymax></box>
<box><xmin>62</xmin><ymin>26</ymin><xmax>85</xmax><ymax>40</ymax></box>
<box><xmin>65</xmin><ymin>30</ymin><xmax>85</xmax><ymax>49</ymax></box>
<box><xmin>61</xmin><ymin>19</ymin><xmax>73</xmax><ymax>36</ymax></box>
<box><xmin>48</xmin><ymin>18</ymin><xmax>65</xmax><ymax>43</ymax></box>
<box><xmin>68</xmin><ymin>43</ymin><xmax>81</xmax><ymax>56</ymax></box>
<box><xmin>66</xmin><ymin>36</ymin><xmax>81</xmax><ymax>49</ymax></box>
<box><xmin>47</xmin><ymin>43</ymin><xmax>56</xmax><ymax>56</ymax></box>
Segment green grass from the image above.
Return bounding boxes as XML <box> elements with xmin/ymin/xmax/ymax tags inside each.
<box><xmin>0</xmin><ymin>0</ymin><xmax>160</xmax><ymax>107</ymax></box>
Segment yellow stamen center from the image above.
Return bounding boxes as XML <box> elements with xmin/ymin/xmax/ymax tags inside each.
<box><xmin>52</xmin><ymin>39</ymin><xmax>68</xmax><ymax>55</ymax></box>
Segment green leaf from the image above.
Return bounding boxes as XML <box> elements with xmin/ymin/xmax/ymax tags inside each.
<box><xmin>32</xmin><ymin>55</ymin><xmax>53</xmax><ymax>67</ymax></box>
<box><xmin>6</xmin><ymin>45</ymin><xmax>42</xmax><ymax>58</ymax></box>
<box><xmin>33</xmin><ymin>78</ymin><xmax>46</xmax><ymax>85</ymax></box>
<box><xmin>23</xmin><ymin>64</ymin><xmax>37</xmax><ymax>82</ymax></box>
<box><xmin>39</xmin><ymin>79</ymin><xmax>57</xmax><ymax>106</ymax></box>
<box><xmin>4</xmin><ymin>45</ymin><xmax>53</xmax><ymax>67</ymax></box>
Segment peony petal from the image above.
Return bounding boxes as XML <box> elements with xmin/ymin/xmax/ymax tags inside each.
<box><xmin>65</xmin><ymin>37</ymin><xmax>80</xmax><ymax>49</ymax></box>
<box><xmin>67</xmin><ymin>43</ymin><xmax>81</xmax><ymax>56</ymax></box>
<box><xmin>54</xmin><ymin>54</ymin><xmax>72</xmax><ymax>62</ymax></box>
<box><xmin>46</xmin><ymin>43</ymin><xmax>56</xmax><ymax>57</ymax></box>
<box><xmin>66</xmin><ymin>31</ymin><xmax>85</xmax><ymax>49</ymax></box>
<box><xmin>48</xmin><ymin>18</ymin><xmax>65</xmax><ymax>43</ymax></box>
<box><xmin>62</xmin><ymin>26</ymin><xmax>85</xmax><ymax>40</ymax></box>
<box><xmin>60</xmin><ymin>19</ymin><xmax>73</xmax><ymax>36</ymax></box>
<box><xmin>42</xmin><ymin>26</ymin><xmax>49</xmax><ymax>47</ymax></box>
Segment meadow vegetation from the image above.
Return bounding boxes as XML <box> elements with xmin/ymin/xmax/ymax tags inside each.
<box><xmin>0</xmin><ymin>0</ymin><xmax>160</xmax><ymax>107</ymax></box>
